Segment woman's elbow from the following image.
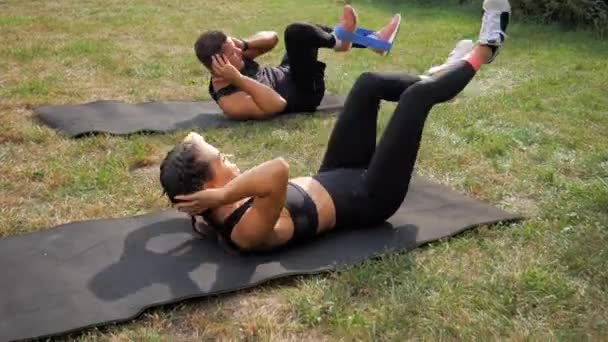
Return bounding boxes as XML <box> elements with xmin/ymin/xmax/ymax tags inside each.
<box><xmin>232</xmin><ymin>230</ymin><xmax>266</xmax><ymax>251</ymax></box>
<box><xmin>233</xmin><ymin>238</ymin><xmax>257</xmax><ymax>252</ymax></box>
<box><xmin>273</xmin><ymin>157</ymin><xmax>289</xmax><ymax>181</ymax></box>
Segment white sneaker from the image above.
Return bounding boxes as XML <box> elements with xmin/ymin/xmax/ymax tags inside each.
<box><xmin>424</xmin><ymin>39</ymin><xmax>474</xmax><ymax>77</ymax></box>
<box><xmin>479</xmin><ymin>0</ymin><xmax>511</xmax><ymax>63</ymax></box>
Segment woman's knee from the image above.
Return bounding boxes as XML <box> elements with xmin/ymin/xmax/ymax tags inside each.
<box><xmin>399</xmin><ymin>79</ymin><xmax>437</xmax><ymax>104</ymax></box>
<box><xmin>371</xmin><ymin>196</ymin><xmax>404</xmax><ymax>223</ymax></box>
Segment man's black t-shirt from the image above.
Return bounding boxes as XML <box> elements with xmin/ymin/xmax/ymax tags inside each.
<box><xmin>208</xmin><ymin>58</ymin><xmax>324</xmax><ymax>113</ymax></box>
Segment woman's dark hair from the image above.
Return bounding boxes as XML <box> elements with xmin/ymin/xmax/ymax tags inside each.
<box><xmin>194</xmin><ymin>30</ymin><xmax>228</xmax><ymax>69</ymax></box>
<box><xmin>159</xmin><ymin>142</ymin><xmax>213</xmax><ymax>204</ymax></box>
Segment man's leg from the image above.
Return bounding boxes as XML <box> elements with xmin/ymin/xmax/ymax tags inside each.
<box><xmin>314</xmin><ymin>24</ymin><xmax>366</xmax><ymax>49</ymax></box>
<box><xmin>315</xmin><ymin>12</ymin><xmax>402</xmax><ymax>54</ymax></box>
<box><xmin>282</xmin><ymin>22</ymin><xmax>335</xmax><ymax>112</ymax></box>
<box><xmin>284</xmin><ymin>5</ymin><xmax>356</xmax><ymax>92</ymax></box>
<box><xmin>278</xmin><ymin>22</ymin><xmax>364</xmax><ymax>67</ymax></box>
<box><xmin>318</xmin><ymin>72</ymin><xmax>421</xmax><ymax>172</ymax></box>
<box><xmin>283</xmin><ymin>22</ymin><xmax>335</xmax><ymax>82</ymax></box>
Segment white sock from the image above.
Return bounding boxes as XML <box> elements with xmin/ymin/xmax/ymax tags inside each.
<box><xmin>332</xmin><ymin>33</ymin><xmax>343</xmax><ymax>50</ymax></box>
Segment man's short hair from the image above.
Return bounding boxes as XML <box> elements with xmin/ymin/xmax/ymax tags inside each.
<box><xmin>194</xmin><ymin>30</ymin><xmax>228</xmax><ymax>69</ymax></box>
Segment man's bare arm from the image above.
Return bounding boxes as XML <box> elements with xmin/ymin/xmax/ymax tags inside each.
<box><xmin>218</xmin><ymin>90</ymin><xmax>284</xmax><ymax>120</ymax></box>
<box><xmin>231</xmin><ymin>74</ymin><xmax>286</xmax><ymax>113</ymax></box>
<box><xmin>211</xmin><ymin>55</ymin><xmax>286</xmax><ymax>119</ymax></box>
<box><xmin>232</xmin><ymin>31</ymin><xmax>278</xmax><ymax>59</ymax></box>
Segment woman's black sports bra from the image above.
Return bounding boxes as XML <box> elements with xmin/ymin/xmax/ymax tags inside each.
<box><xmin>199</xmin><ymin>182</ymin><xmax>318</xmax><ymax>250</ymax></box>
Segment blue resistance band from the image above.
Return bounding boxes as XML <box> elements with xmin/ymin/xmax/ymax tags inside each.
<box><xmin>333</xmin><ymin>25</ymin><xmax>392</xmax><ymax>51</ymax></box>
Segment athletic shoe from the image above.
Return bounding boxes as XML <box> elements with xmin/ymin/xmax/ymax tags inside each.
<box><xmin>478</xmin><ymin>0</ymin><xmax>511</xmax><ymax>63</ymax></box>
<box><xmin>423</xmin><ymin>39</ymin><xmax>474</xmax><ymax>77</ymax></box>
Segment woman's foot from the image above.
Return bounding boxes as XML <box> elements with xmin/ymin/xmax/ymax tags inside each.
<box><xmin>478</xmin><ymin>0</ymin><xmax>511</xmax><ymax>63</ymax></box>
<box><xmin>371</xmin><ymin>14</ymin><xmax>402</xmax><ymax>55</ymax></box>
<box><xmin>423</xmin><ymin>0</ymin><xmax>511</xmax><ymax>77</ymax></box>
<box><xmin>334</xmin><ymin>4</ymin><xmax>358</xmax><ymax>52</ymax></box>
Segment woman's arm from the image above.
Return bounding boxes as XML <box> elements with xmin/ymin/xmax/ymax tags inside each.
<box><xmin>175</xmin><ymin>158</ymin><xmax>289</xmax><ymax>250</ymax></box>
<box><xmin>175</xmin><ymin>158</ymin><xmax>288</xmax><ymax>212</ymax></box>
<box><xmin>221</xmin><ymin>158</ymin><xmax>289</xmax><ymax>203</ymax></box>
<box><xmin>223</xmin><ymin>158</ymin><xmax>289</xmax><ymax>250</ymax></box>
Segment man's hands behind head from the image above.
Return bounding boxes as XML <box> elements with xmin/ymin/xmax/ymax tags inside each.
<box><xmin>211</xmin><ymin>54</ymin><xmax>242</xmax><ymax>84</ymax></box>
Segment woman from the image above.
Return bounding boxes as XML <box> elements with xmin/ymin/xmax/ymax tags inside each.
<box><xmin>159</xmin><ymin>0</ymin><xmax>511</xmax><ymax>252</ymax></box>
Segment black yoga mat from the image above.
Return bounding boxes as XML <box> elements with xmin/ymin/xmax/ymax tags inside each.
<box><xmin>34</xmin><ymin>94</ymin><xmax>345</xmax><ymax>138</ymax></box>
<box><xmin>0</xmin><ymin>177</ymin><xmax>520</xmax><ymax>341</ymax></box>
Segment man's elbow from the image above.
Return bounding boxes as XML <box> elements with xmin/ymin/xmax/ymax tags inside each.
<box><xmin>221</xmin><ymin>99</ymin><xmax>286</xmax><ymax>120</ymax></box>
<box><xmin>248</xmin><ymin>103</ymin><xmax>286</xmax><ymax>120</ymax></box>
<box><xmin>269</xmin><ymin>32</ymin><xmax>279</xmax><ymax>47</ymax></box>
<box><xmin>257</xmin><ymin>98</ymin><xmax>286</xmax><ymax>117</ymax></box>
<box><xmin>220</xmin><ymin>104</ymin><xmax>262</xmax><ymax>120</ymax></box>
<box><xmin>274</xmin><ymin>98</ymin><xmax>287</xmax><ymax>112</ymax></box>
<box><xmin>223</xmin><ymin>109</ymin><xmax>252</xmax><ymax>121</ymax></box>
<box><xmin>259</xmin><ymin>31</ymin><xmax>279</xmax><ymax>47</ymax></box>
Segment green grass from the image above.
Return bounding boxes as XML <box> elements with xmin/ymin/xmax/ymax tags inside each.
<box><xmin>1</xmin><ymin>0</ymin><xmax>607</xmax><ymax>340</ymax></box>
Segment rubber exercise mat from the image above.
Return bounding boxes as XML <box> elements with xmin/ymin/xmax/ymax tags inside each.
<box><xmin>34</xmin><ymin>93</ymin><xmax>345</xmax><ymax>138</ymax></box>
<box><xmin>0</xmin><ymin>177</ymin><xmax>520</xmax><ymax>341</ymax></box>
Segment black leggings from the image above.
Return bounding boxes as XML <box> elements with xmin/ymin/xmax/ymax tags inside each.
<box><xmin>317</xmin><ymin>61</ymin><xmax>477</xmax><ymax>224</ymax></box>
<box><xmin>282</xmin><ymin>22</ymin><xmax>365</xmax><ymax>92</ymax></box>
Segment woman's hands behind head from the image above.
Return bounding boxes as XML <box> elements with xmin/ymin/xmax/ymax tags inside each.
<box><xmin>175</xmin><ymin>188</ymin><xmax>227</xmax><ymax>216</ymax></box>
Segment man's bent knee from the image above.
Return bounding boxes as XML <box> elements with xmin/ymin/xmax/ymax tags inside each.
<box><xmin>353</xmin><ymin>71</ymin><xmax>385</xmax><ymax>92</ymax></box>
<box><xmin>284</xmin><ymin>22</ymin><xmax>312</xmax><ymax>42</ymax></box>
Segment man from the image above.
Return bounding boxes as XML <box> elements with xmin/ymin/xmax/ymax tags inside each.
<box><xmin>194</xmin><ymin>4</ymin><xmax>401</xmax><ymax>120</ymax></box>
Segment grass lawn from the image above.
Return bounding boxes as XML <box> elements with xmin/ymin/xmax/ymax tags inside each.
<box><xmin>1</xmin><ymin>0</ymin><xmax>607</xmax><ymax>340</ymax></box>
